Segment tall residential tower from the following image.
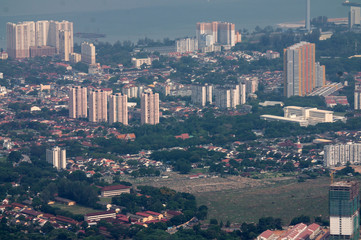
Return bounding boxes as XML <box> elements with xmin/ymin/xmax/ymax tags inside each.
<box><xmin>141</xmin><ymin>92</ymin><xmax>159</xmax><ymax>125</ymax></box>
<box><xmin>88</xmin><ymin>89</ymin><xmax>112</xmax><ymax>123</ymax></box>
<box><xmin>81</xmin><ymin>42</ymin><xmax>96</xmax><ymax>65</ymax></box>
<box><xmin>7</xmin><ymin>20</ymin><xmax>73</xmax><ymax>59</ymax></box>
<box><xmin>109</xmin><ymin>93</ymin><xmax>128</xmax><ymax>125</ymax></box>
<box><xmin>284</xmin><ymin>42</ymin><xmax>325</xmax><ymax>97</ymax></box>
<box><xmin>46</xmin><ymin>146</ymin><xmax>66</xmax><ymax>170</ymax></box>
<box><xmin>69</xmin><ymin>86</ymin><xmax>88</xmax><ymax>119</ymax></box>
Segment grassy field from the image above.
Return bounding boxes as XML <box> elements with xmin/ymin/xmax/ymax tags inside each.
<box><xmin>52</xmin><ymin>203</ymin><xmax>99</xmax><ymax>216</ymax></box>
<box><xmin>195</xmin><ymin>177</ymin><xmax>332</xmax><ymax>225</ymax></box>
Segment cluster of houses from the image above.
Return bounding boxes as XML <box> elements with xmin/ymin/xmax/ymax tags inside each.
<box><xmin>257</xmin><ymin>223</ymin><xmax>329</xmax><ymax>240</ymax></box>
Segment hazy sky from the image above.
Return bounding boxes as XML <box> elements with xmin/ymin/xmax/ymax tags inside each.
<box><xmin>1</xmin><ymin>0</ymin><xmax>207</xmax><ymax>16</ymax></box>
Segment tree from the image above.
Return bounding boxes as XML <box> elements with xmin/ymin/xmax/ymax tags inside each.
<box><xmin>210</xmin><ymin>219</ymin><xmax>218</xmax><ymax>225</ymax></box>
<box><xmin>7</xmin><ymin>151</ymin><xmax>22</xmax><ymax>162</ymax></box>
<box><xmin>41</xmin><ymin>221</ymin><xmax>54</xmax><ymax>234</ymax></box>
<box><xmin>290</xmin><ymin>215</ymin><xmax>310</xmax><ymax>225</ymax></box>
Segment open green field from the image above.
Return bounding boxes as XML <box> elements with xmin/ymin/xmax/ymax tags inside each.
<box><xmin>195</xmin><ymin>177</ymin><xmax>332</xmax><ymax>225</ymax></box>
<box><xmin>52</xmin><ymin>203</ymin><xmax>99</xmax><ymax>215</ymax></box>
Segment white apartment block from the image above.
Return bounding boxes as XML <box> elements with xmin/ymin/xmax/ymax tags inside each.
<box><xmin>7</xmin><ymin>20</ymin><xmax>73</xmax><ymax>59</ymax></box>
<box><xmin>324</xmin><ymin>143</ymin><xmax>361</xmax><ymax>167</ymax></box>
<box><xmin>132</xmin><ymin>57</ymin><xmax>152</xmax><ymax>69</ymax></box>
<box><xmin>89</xmin><ymin>89</ymin><xmax>112</xmax><ymax>122</ymax></box>
<box><xmin>191</xmin><ymin>84</ymin><xmax>212</xmax><ymax>106</ymax></box>
<box><xmin>122</xmin><ymin>85</ymin><xmax>143</xmax><ymax>98</ymax></box>
<box><xmin>7</xmin><ymin>21</ymin><xmax>36</xmax><ymax>58</ymax></box>
<box><xmin>81</xmin><ymin>42</ymin><xmax>96</xmax><ymax>65</ymax></box>
<box><xmin>59</xmin><ymin>30</ymin><xmax>71</xmax><ymax>61</ymax></box>
<box><xmin>141</xmin><ymin>92</ymin><xmax>159</xmax><ymax>125</ymax></box>
<box><xmin>214</xmin><ymin>83</ymin><xmax>246</xmax><ymax>109</ymax></box>
<box><xmin>46</xmin><ymin>146</ymin><xmax>66</xmax><ymax>170</ymax></box>
<box><xmin>69</xmin><ymin>86</ymin><xmax>88</xmax><ymax>119</ymax></box>
<box><xmin>176</xmin><ymin>37</ymin><xmax>198</xmax><ymax>53</ymax></box>
<box><xmin>35</xmin><ymin>20</ymin><xmax>49</xmax><ymax>47</ymax></box>
<box><xmin>355</xmin><ymin>83</ymin><xmax>361</xmax><ymax>110</ymax></box>
<box><xmin>70</xmin><ymin>53</ymin><xmax>81</xmax><ymax>63</ymax></box>
<box><xmin>109</xmin><ymin>93</ymin><xmax>128</xmax><ymax>125</ymax></box>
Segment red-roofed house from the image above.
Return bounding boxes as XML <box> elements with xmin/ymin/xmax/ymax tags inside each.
<box><xmin>257</xmin><ymin>230</ymin><xmax>275</xmax><ymax>240</ymax></box>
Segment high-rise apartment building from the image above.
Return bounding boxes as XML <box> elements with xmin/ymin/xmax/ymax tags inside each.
<box><xmin>89</xmin><ymin>89</ymin><xmax>112</xmax><ymax>123</ymax></box>
<box><xmin>196</xmin><ymin>21</ymin><xmax>236</xmax><ymax>48</ymax></box>
<box><xmin>6</xmin><ymin>21</ymin><xmax>36</xmax><ymax>58</ymax></box>
<box><xmin>7</xmin><ymin>20</ymin><xmax>73</xmax><ymax>59</ymax></box>
<box><xmin>354</xmin><ymin>83</ymin><xmax>361</xmax><ymax>110</ymax></box>
<box><xmin>59</xmin><ymin>30</ymin><xmax>71</xmax><ymax>61</ymax></box>
<box><xmin>329</xmin><ymin>181</ymin><xmax>359</xmax><ymax>240</ymax></box>
<box><xmin>324</xmin><ymin>143</ymin><xmax>361</xmax><ymax>167</ymax></box>
<box><xmin>109</xmin><ymin>93</ymin><xmax>128</xmax><ymax>125</ymax></box>
<box><xmin>122</xmin><ymin>84</ymin><xmax>143</xmax><ymax>98</ymax></box>
<box><xmin>46</xmin><ymin>146</ymin><xmax>67</xmax><ymax>170</ymax></box>
<box><xmin>349</xmin><ymin>6</ymin><xmax>361</xmax><ymax>29</ymax></box>
<box><xmin>141</xmin><ymin>92</ymin><xmax>159</xmax><ymax>125</ymax></box>
<box><xmin>35</xmin><ymin>20</ymin><xmax>49</xmax><ymax>47</ymax></box>
<box><xmin>176</xmin><ymin>37</ymin><xmax>198</xmax><ymax>53</ymax></box>
<box><xmin>191</xmin><ymin>84</ymin><xmax>212</xmax><ymax>106</ymax></box>
<box><xmin>49</xmin><ymin>20</ymin><xmax>73</xmax><ymax>54</ymax></box>
<box><xmin>214</xmin><ymin>84</ymin><xmax>246</xmax><ymax>109</ymax></box>
<box><xmin>315</xmin><ymin>62</ymin><xmax>326</xmax><ymax>87</ymax></box>
<box><xmin>69</xmin><ymin>86</ymin><xmax>88</xmax><ymax>119</ymax></box>
<box><xmin>81</xmin><ymin>42</ymin><xmax>96</xmax><ymax>65</ymax></box>
<box><xmin>284</xmin><ymin>42</ymin><xmax>317</xmax><ymax>97</ymax></box>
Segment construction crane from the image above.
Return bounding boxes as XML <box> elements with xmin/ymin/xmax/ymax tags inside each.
<box><xmin>330</xmin><ymin>169</ymin><xmax>336</xmax><ymax>184</ymax></box>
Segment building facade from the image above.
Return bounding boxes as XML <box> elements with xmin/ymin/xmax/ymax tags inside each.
<box><xmin>349</xmin><ymin>6</ymin><xmax>361</xmax><ymax>29</ymax></box>
<box><xmin>59</xmin><ymin>30</ymin><xmax>71</xmax><ymax>61</ymax></box>
<box><xmin>329</xmin><ymin>181</ymin><xmax>360</xmax><ymax>240</ymax></box>
<box><xmin>214</xmin><ymin>83</ymin><xmax>246</xmax><ymax>109</ymax></box>
<box><xmin>89</xmin><ymin>89</ymin><xmax>112</xmax><ymax>123</ymax></box>
<box><xmin>191</xmin><ymin>84</ymin><xmax>213</xmax><ymax>106</ymax></box>
<box><xmin>46</xmin><ymin>146</ymin><xmax>66</xmax><ymax>170</ymax></box>
<box><xmin>354</xmin><ymin>82</ymin><xmax>361</xmax><ymax>110</ymax></box>
<box><xmin>176</xmin><ymin>37</ymin><xmax>198</xmax><ymax>53</ymax></box>
<box><xmin>7</xmin><ymin>20</ymin><xmax>73</xmax><ymax>59</ymax></box>
<box><xmin>81</xmin><ymin>42</ymin><xmax>96</xmax><ymax>65</ymax></box>
<box><xmin>131</xmin><ymin>57</ymin><xmax>152</xmax><ymax>69</ymax></box>
<box><xmin>196</xmin><ymin>21</ymin><xmax>236</xmax><ymax>48</ymax></box>
<box><xmin>324</xmin><ymin>143</ymin><xmax>361</xmax><ymax>167</ymax></box>
<box><xmin>284</xmin><ymin>42</ymin><xmax>316</xmax><ymax>97</ymax></box>
<box><xmin>6</xmin><ymin>21</ymin><xmax>36</xmax><ymax>58</ymax></box>
<box><xmin>141</xmin><ymin>92</ymin><xmax>159</xmax><ymax>125</ymax></box>
<box><xmin>315</xmin><ymin>62</ymin><xmax>326</xmax><ymax>87</ymax></box>
<box><xmin>109</xmin><ymin>93</ymin><xmax>128</xmax><ymax>125</ymax></box>
<box><xmin>69</xmin><ymin>86</ymin><xmax>88</xmax><ymax>119</ymax></box>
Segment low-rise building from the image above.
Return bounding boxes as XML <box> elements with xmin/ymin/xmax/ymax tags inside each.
<box><xmin>100</xmin><ymin>184</ymin><xmax>131</xmax><ymax>197</ymax></box>
<box><xmin>84</xmin><ymin>211</ymin><xmax>116</xmax><ymax>222</ymax></box>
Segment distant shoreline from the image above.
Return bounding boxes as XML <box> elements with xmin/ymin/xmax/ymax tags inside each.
<box><xmin>277</xmin><ymin>17</ymin><xmax>347</xmax><ymax>29</ymax></box>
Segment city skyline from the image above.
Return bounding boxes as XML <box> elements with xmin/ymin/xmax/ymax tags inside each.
<box><xmin>0</xmin><ymin>0</ymin><xmax>347</xmax><ymax>49</ymax></box>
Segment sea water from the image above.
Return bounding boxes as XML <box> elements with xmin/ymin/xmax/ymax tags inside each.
<box><xmin>0</xmin><ymin>0</ymin><xmax>347</xmax><ymax>49</ymax></box>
